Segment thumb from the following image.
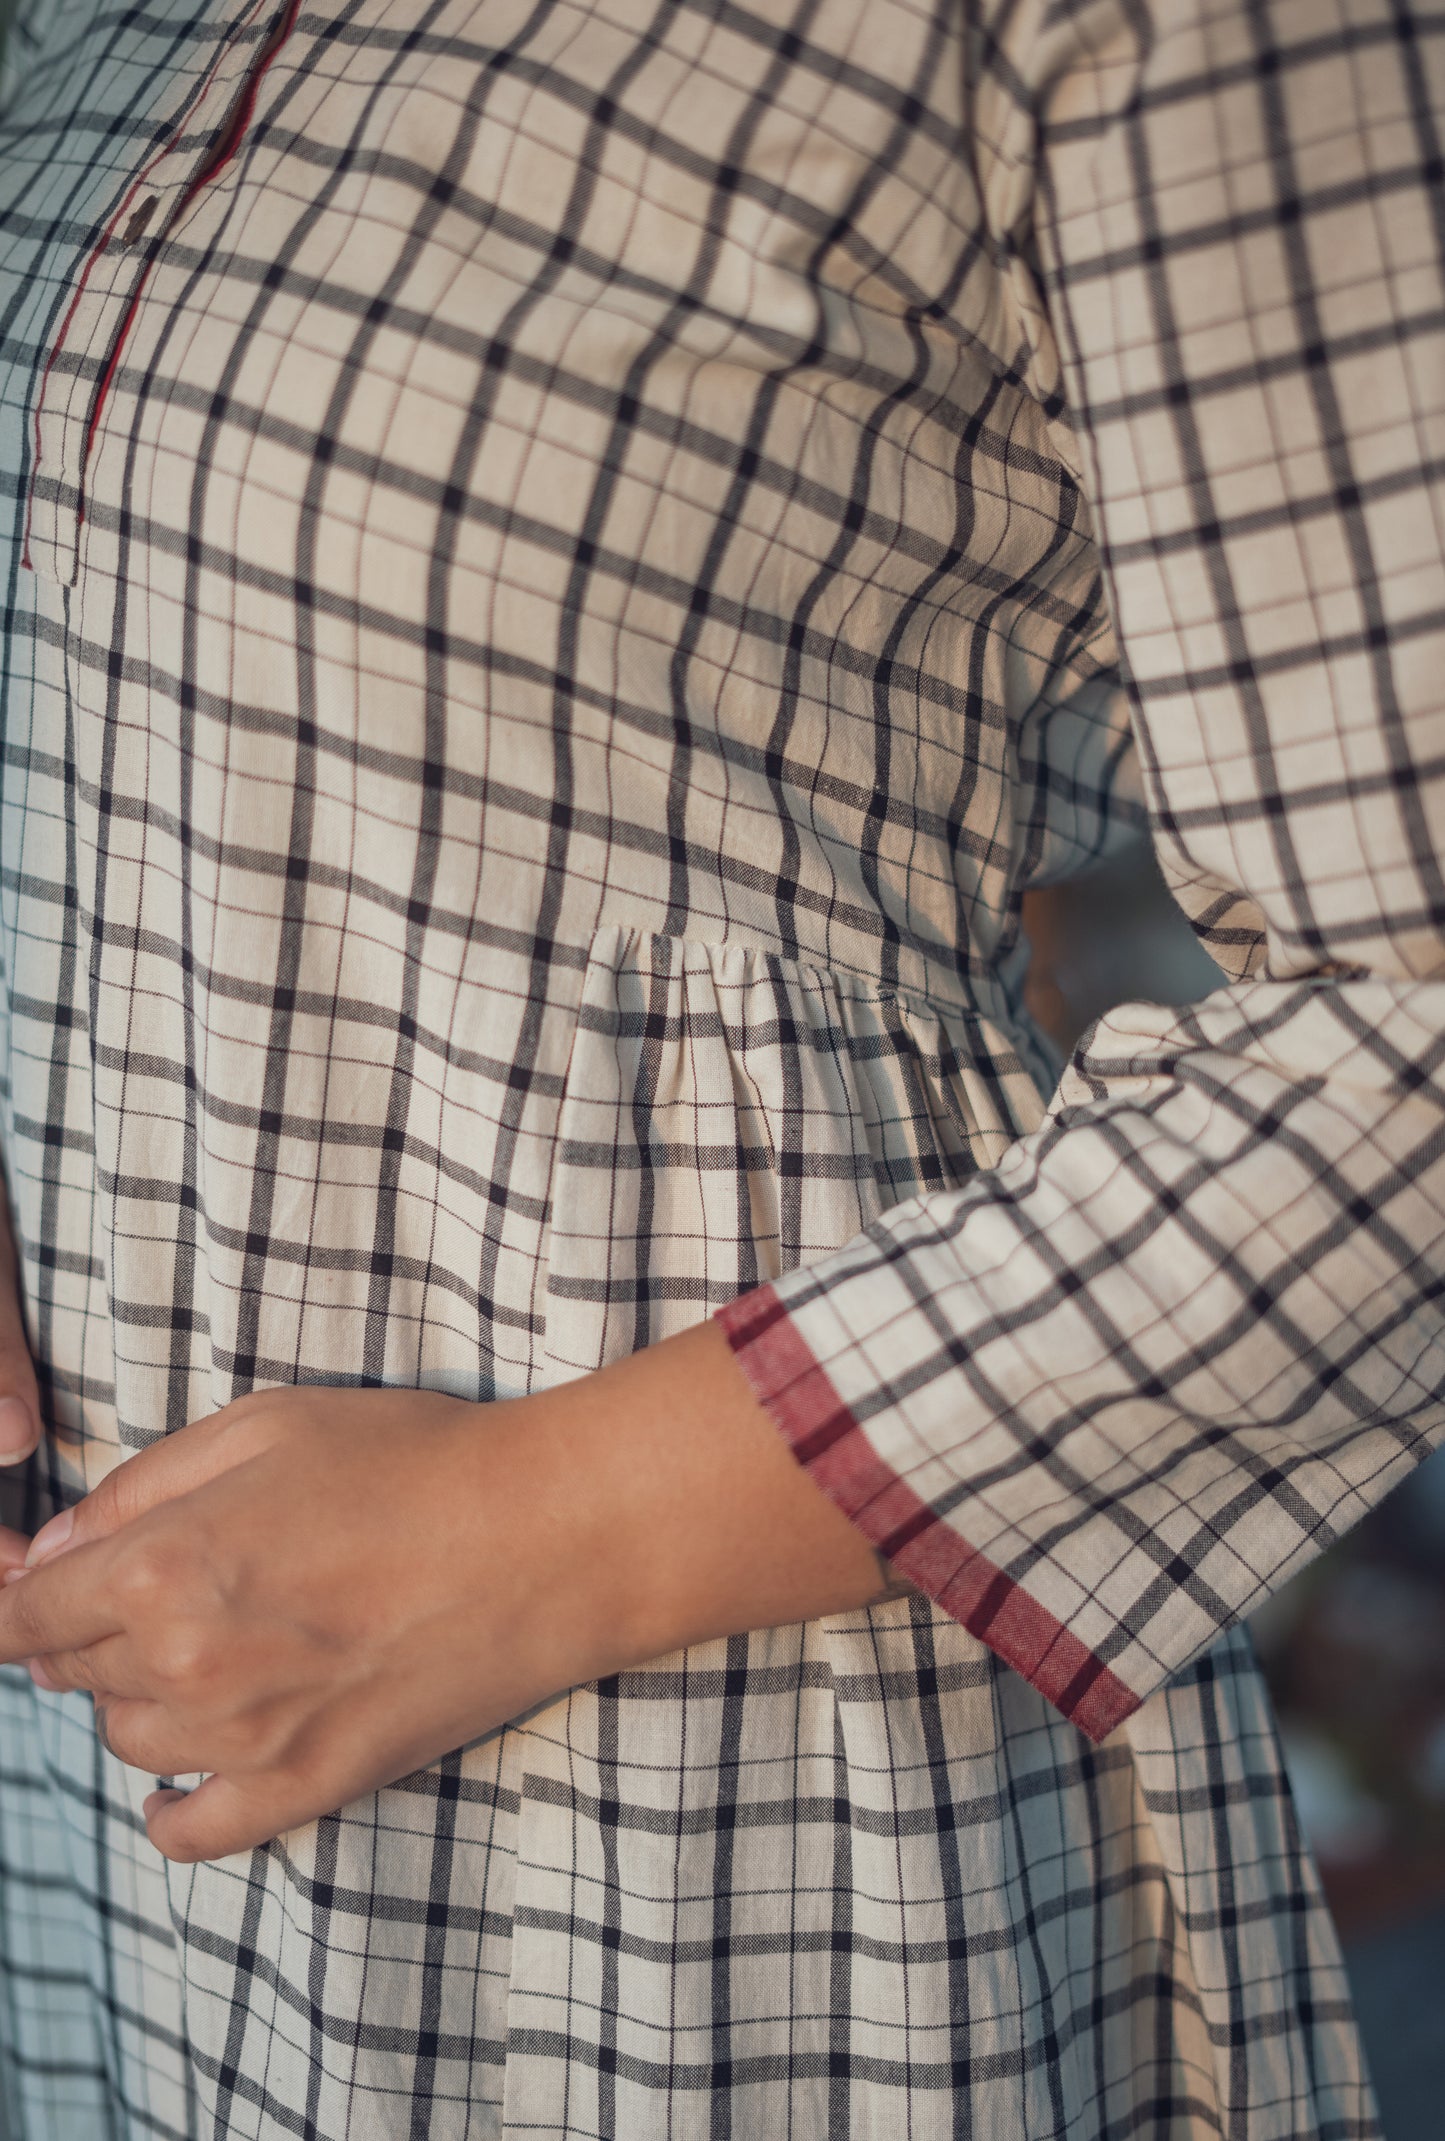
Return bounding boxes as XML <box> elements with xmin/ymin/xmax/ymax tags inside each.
<box><xmin>0</xmin><ymin>1178</ymin><xmax>40</xmax><ymax>1467</ymax></box>
<box><xmin>25</xmin><ymin>1409</ymin><xmax>235</xmax><ymax>1568</ymax></box>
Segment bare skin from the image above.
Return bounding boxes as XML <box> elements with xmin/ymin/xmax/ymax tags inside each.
<box><xmin>0</xmin><ymin>1192</ymin><xmax>892</xmax><ymax>1863</ymax></box>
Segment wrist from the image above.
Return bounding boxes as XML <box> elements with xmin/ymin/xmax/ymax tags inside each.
<box><xmin>452</xmin><ymin>1389</ymin><xmax>642</xmax><ymax>1696</ymax></box>
<box><xmin>549</xmin><ymin>1319</ymin><xmax>886</xmax><ymax>1673</ymax></box>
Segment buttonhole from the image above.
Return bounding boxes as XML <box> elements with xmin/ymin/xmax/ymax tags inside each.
<box><xmin>123</xmin><ymin>195</ymin><xmax>160</xmax><ymax>244</ymax></box>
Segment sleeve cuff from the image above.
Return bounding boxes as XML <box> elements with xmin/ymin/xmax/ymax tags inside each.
<box><xmin>715</xmin><ymin>1282</ymin><xmax>1141</xmax><ymax>1744</ymax></box>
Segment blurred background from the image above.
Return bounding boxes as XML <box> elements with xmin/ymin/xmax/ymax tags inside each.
<box><xmin>1025</xmin><ymin>849</ymin><xmax>1445</xmax><ymax>2141</ymax></box>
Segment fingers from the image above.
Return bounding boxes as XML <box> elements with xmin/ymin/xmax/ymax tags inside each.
<box><xmin>143</xmin><ymin>1772</ymin><xmax>314</xmax><ymax>1863</ymax></box>
<box><xmin>28</xmin><ymin>1632</ymin><xmax>151</xmax><ymax>1699</ymax></box>
<box><xmin>27</xmin><ymin>1410</ymin><xmax>234</xmax><ymax>1568</ymax></box>
<box><xmin>0</xmin><ymin>1174</ymin><xmax>40</xmax><ymax>1466</ymax></box>
<box><xmin>0</xmin><ymin>1539</ymin><xmax>123</xmax><ymax>1665</ymax></box>
<box><xmin>93</xmin><ymin>1697</ymin><xmax>202</xmax><ymax>1780</ymax></box>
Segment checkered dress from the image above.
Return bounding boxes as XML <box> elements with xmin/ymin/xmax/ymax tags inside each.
<box><xmin>0</xmin><ymin>0</ymin><xmax>1431</xmax><ymax>2130</ymax></box>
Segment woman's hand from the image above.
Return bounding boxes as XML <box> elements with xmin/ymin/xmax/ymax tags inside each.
<box><xmin>0</xmin><ymin>1322</ymin><xmax>886</xmax><ymax>1862</ymax></box>
<box><xmin>0</xmin><ymin>1381</ymin><xmax>635</xmax><ymax>1861</ymax></box>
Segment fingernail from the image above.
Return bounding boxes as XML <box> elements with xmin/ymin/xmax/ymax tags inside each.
<box><xmin>28</xmin><ymin>1659</ymin><xmax>57</xmax><ymax>1692</ymax></box>
<box><xmin>0</xmin><ymin>1397</ymin><xmax>36</xmax><ymax>1464</ymax></box>
<box><xmin>2</xmin><ymin>1567</ymin><xmax>27</xmax><ymax>1584</ymax></box>
<box><xmin>26</xmin><ymin>1508</ymin><xmax>73</xmax><ymax>1567</ymax></box>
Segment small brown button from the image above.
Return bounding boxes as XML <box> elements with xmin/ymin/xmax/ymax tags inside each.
<box><xmin>122</xmin><ymin>194</ymin><xmax>159</xmax><ymax>244</ymax></box>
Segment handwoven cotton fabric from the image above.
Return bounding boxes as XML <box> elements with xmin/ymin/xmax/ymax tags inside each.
<box><xmin>0</xmin><ymin>0</ymin><xmax>1432</xmax><ymax>2131</ymax></box>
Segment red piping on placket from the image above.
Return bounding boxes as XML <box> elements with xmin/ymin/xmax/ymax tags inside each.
<box><xmin>22</xmin><ymin>0</ymin><xmax>302</xmax><ymax>572</ymax></box>
<box><xmin>21</xmin><ymin>140</ymin><xmax>176</xmax><ymax>571</ymax></box>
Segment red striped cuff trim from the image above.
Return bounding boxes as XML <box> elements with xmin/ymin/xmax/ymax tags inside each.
<box><xmin>716</xmin><ymin>1284</ymin><xmax>1140</xmax><ymax>1745</ymax></box>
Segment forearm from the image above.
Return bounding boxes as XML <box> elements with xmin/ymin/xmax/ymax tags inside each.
<box><xmin>538</xmin><ymin>1318</ymin><xmax>894</xmax><ymax>1677</ymax></box>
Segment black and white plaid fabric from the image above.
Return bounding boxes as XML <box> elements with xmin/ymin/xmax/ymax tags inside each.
<box><xmin>0</xmin><ymin>0</ymin><xmax>1427</xmax><ymax>2131</ymax></box>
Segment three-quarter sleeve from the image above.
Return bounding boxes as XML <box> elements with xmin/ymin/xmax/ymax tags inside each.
<box><xmin>716</xmin><ymin>0</ymin><xmax>1445</xmax><ymax>1741</ymax></box>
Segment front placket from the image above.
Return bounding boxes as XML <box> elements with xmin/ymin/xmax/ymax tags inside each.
<box><xmin>22</xmin><ymin>0</ymin><xmax>303</xmax><ymax>588</ymax></box>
